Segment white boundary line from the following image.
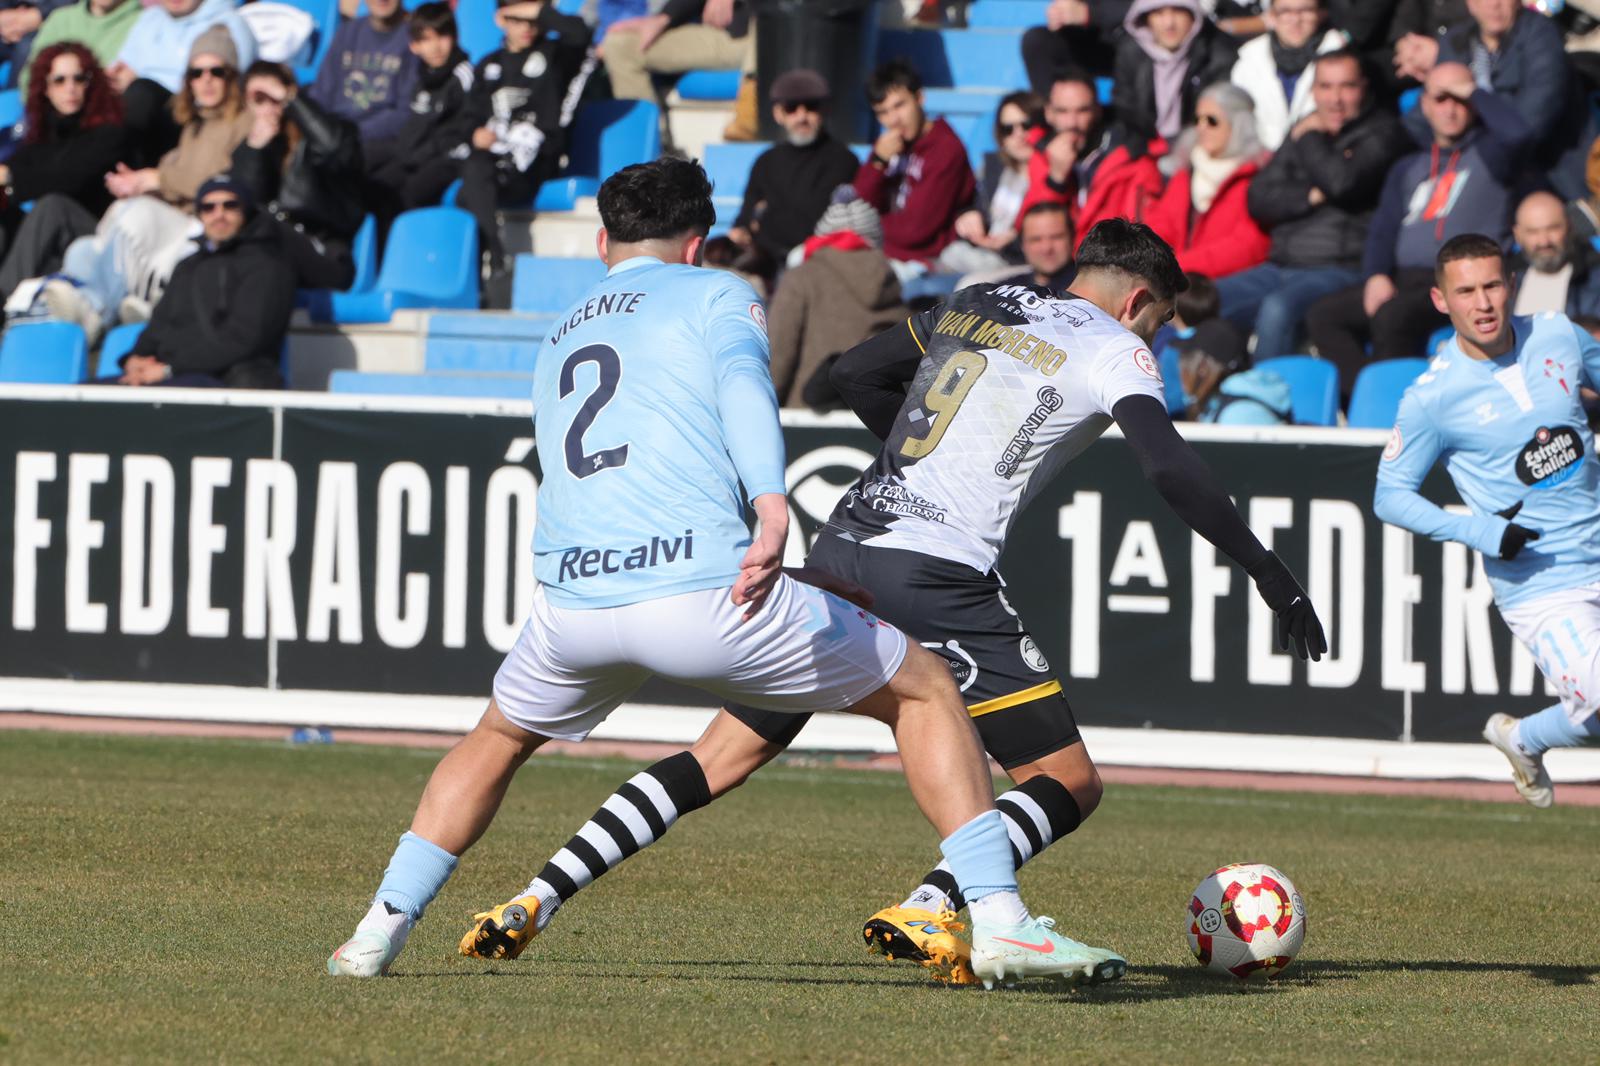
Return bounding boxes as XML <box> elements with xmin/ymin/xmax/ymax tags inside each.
<box><xmin>4</xmin><ymin>678</ymin><xmax>1599</xmax><ymax>783</ymax></box>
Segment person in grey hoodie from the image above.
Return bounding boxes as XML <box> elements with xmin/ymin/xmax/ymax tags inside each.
<box><xmin>308</xmin><ymin>0</ymin><xmax>419</xmax><ymax>145</ymax></box>
<box><xmin>1111</xmin><ymin>0</ymin><xmax>1236</xmax><ymax>150</ymax></box>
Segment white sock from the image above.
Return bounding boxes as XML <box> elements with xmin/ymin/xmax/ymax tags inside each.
<box><xmin>899</xmin><ymin>883</ymin><xmax>956</xmax><ymax>913</ymax></box>
<box><xmin>355</xmin><ymin>899</ymin><xmax>413</xmax><ymax>953</ymax></box>
<box><xmin>522</xmin><ymin>878</ymin><xmax>564</xmax><ymax>931</ymax></box>
<box><xmin>966</xmin><ymin>889</ymin><xmax>1030</xmax><ymax>928</ymax></box>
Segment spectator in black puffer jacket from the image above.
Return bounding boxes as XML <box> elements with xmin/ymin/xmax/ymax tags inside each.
<box><xmin>365</xmin><ymin>2</ymin><xmax>476</xmax><ymax>228</ymax></box>
<box><xmin>1215</xmin><ymin>48</ymin><xmax>1406</xmax><ymax>361</ymax></box>
<box><xmin>1112</xmin><ymin>0</ymin><xmax>1236</xmax><ymax>151</ymax></box>
<box><xmin>106</xmin><ymin>174</ymin><xmax>294</xmax><ymax>389</ymax></box>
<box><xmin>230</xmin><ymin>60</ymin><xmax>365</xmax><ymax>291</ymax></box>
<box><xmin>459</xmin><ymin>0</ymin><xmax>592</xmax><ymax>274</ymax></box>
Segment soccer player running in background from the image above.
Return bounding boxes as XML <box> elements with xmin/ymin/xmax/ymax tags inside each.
<box><xmin>329</xmin><ymin>158</ymin><xmax>1104</xmax><ymax>988</ymax></box>
<box><xmin>462</xmin><ymin>219</ymin><xmax>1328</xmax><ymax>985</ymax></box>
<box><xmin>1376</xmin><ymin>234</ymin><xmax>1600</xmax><ymax>808</ymax></box>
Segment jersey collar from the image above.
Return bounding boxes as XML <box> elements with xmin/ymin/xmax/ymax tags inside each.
<box><xmin>608</xmin><ymin>256</ymin><xmax>662</xmax><ymax>276</ymax></box>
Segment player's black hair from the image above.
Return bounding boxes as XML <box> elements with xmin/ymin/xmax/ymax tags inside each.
<box><xmin>409</xmin><ymin>1</ymin><xmax>457</xmax><ymax>40</ymax></box>
<box><xmin>1074</xmin><ymin>219</ymin><xmax>1187</xmax><ymax>302</ymax></box>
<box><xmin>1175</xmin><ymin>272</ymin><xmax>1218</xmax><ymax>326</ymax></box>
<box><xmin>867</xmin><ymin>59</ymin><xmax>922</xmax><ymax>105</ymax></box>
<box><xmin>597</xmin><ymin>157</ymin><xmax>716</xmax><ymax>243</ymax></box>
<box><xmin>1435</xmin><ymin>233</ymin><xmax>1506</xmax><ymax>284</ymax></box>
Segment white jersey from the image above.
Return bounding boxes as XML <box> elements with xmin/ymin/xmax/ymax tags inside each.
<box><xmin>828</xmin><ymin>282</ymin><xmax>1166</xmax><ymax>573</ymax></box>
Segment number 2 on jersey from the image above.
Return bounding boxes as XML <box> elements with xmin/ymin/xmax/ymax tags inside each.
<box><xmin>900</xmin><ymin>350</ymin><xmax>988</xmax><ymax>458</ymax></box>
<box><xmin>559</xmin><ymin>343</ymin><xmax>630</xmax><ymax>478</ymax></box>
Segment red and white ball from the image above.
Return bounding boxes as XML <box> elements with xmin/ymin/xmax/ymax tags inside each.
<box><xmin>1186</xmin><ymin>863</ymin><xmax>1306</xmax><ymax>979</ymax></box>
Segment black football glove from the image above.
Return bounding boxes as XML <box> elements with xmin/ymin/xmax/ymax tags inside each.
<box><xmin>1495</xmin><ymin>500</ymin><xmax>1541</xmax><ymax>561</ymax></box>
<box><xmin>1247</xmin><ymin>551</ymin><xmax>1328</xmax><ymax>662</ymax></box>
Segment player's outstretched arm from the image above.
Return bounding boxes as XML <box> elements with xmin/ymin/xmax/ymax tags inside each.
<box><xmin>1372</xmin><ymin>390</ymin><xmax>1527</xmax><ymax>559</ymax></box>
<box><xmin>832</xmin><ymin>313</ymin><xmax>934</xmax><ymax>440</ymax></box>
<box><xmin>1112</xmin><ymin>395</ymin><xmax>1328</xmax><ymax>660</ymax></box>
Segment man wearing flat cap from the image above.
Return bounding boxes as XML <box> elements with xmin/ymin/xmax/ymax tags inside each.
<box><xmin>727</xmin><ymin>67</ymin><xmax>859</xmax><ymax>276</ymax></box>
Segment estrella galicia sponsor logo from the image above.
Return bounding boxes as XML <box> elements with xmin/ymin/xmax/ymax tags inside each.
<box><xmin>1516</xmin><ymin>425</ymin><xmax>1584</xmax><ymax>488</ymax></box>
<box><xmin>995</xmin><ymin>387</ymin><xmax>1063</xmax><ymax>479</ymax></box>
<box><xmin>557</xmin><ymin>530</ymin><xmax>693</xmax><ymax>581</ymax></box>
<box><xmin>922</xmin><ymin>639</ymin><xmax>977</xmax><ymax>691</ymax></box>
<box><xmin>849</xmin><ymin>475</ymin><xmax>948</xmax><ymax>523</ymax></box>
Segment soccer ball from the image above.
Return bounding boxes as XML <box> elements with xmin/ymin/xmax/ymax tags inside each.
<box><xmin>1186</xmin><ymin>863</ymin><xmax>1306</xmax><ymax>979</ymax></box>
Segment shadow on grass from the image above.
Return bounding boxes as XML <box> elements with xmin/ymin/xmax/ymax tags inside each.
<box><xmin>389</xmin><ymin>958</ymin><xmax>1597</xmax><ymax>998</ymax></box>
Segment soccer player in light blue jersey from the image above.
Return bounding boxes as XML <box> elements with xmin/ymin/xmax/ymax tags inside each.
<box><xmin>1376</xmin><ymin>233</ymin><xmax>1600</xmax><ymax>807</ymax></box>
<box><xmin>329</xmin><ymin>159</ymin><xmax>1121</xmax><ymax>988</ymax></box>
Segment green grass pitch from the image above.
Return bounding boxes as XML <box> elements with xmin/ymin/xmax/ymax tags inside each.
<box><xmin>2</xmin><ymin>729</ymin><xmax>1597</xmax><ymax>1065</ymax></box>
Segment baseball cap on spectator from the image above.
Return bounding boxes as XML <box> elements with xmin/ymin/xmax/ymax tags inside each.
<box><xmin>771</xmin><ymin>68</ymin><xmax>830</xmax><ymax>106</ymax></box>
<box><xmin>813</xmin><ymin>185</ymin><xmax>883</xmax><ymax>249</ymax></box>
<box><xmin>196</xmin><ymin>173</ymin><xmax>255</xmax><ymax>215</ymax></box>
<box><xmin>1174</xmin><ymin>319</ymin><xmax>1249</xmax><ymax>374</ymax></box>
<box><xmin>189</xmin><ymin>24</ymin><xmax>239</xmax><ymax>70</ymax></box>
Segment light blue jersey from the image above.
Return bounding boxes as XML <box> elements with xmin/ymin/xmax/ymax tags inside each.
<box><xmin>1375</xmin><ymin>313</ymin><xmax>1600</xmax><ymax>607</ymax></box>
<box><xmin>530</xmin><ymin>256</ymin><xmax>785</xmax><ymax>609</ymax></box>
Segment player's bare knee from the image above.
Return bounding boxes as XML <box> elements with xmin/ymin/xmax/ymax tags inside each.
<box><xmin>480</xmin><ymin>699</ymin><xmax>550</xmax><ymax>762</ymax></box>
<box><xmin>1011</xmin><ymin>744</ymin><xmax>1104</xmax><ymax>819</ymax></box>
<box><xmin>689</xmin><ymin>709</ymin><xmax>784</xmax><ymax>796</ymax></box>
<box><xmin>886</xmin><ymin>641</ymin><xmax>964</xmax><ymax>713</ymax></box>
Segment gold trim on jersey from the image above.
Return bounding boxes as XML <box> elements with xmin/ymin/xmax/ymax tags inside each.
<box><xmin>967</xmin><ymin>680</ymin><xmax>1063</xmax><ymax>718</ymax></box>
<box><xmin>906</xmin><ymin>315</ymin><xmax>927</xmax><ymax>353</ymax></box>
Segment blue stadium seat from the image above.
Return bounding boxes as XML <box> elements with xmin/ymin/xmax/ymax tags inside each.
<box><xmin>676</xmin><ymin>69</ymin><xmax>741</xmax><ymax>100</ymax></box>
<box><xmin>512</xmin><ymin>254</ymin><xmax>609</xmax><ymax>315</ymax></box>
<box><xmin>99</xmin><ymin>322</ymin><xmax>144</xmax><ymax>368</ymax></box>
<box><xmin>877</xmin><ymin>29</ymin><xmax>1026</xmax><ymax>90</ymax></box>
<box><xmin>423</xmin><ymin>312</ymin><xmax>548</xmax><ymax>373</ymax></box>
<box><xmin>316</xmin><ymin>207</ymin><xmax>479</xmax><ymax>323</ymax></box>
<box><xmin>901</xmin><ymin>273</ymin><xmax>962</xmax><ymax>303</ymax></box>
<box><xmin>966</xmin><ymin>0</ymin><xmax>1051</xmax><ymax>28</ymax></box>
<box><xmin>1252</xmin><ymin>355</ymin><xmax>1340</xmax><ymax>426</ymax></box>
<box><xmin>456</xmin><ymin>0</ymin><xmax>501</xmax><ymax>61</ymax></box>
<box><xmin>0</xmin><ymin>320</ymin><xmax>88</xmax><ymax>384</ymax></box>
<box><xmin>278</xmin><ymin>0</ymin><xmax>340</xmax><ymax>84</ymax></box>
<box><xmin>703</xmin><ymin>141</ymin><xmax>766</xmax><ymax>200</ymax></box>
<box><xmin>1424</xmin><ymin>325</ymin><xmax>1453</xmax><ymax>357</ymax></box>
<box><xmin>1096</xmin><ymin>77</ymin><xmax>1113</xmax><ymax>105</ymax></box>
<box><xmin>1157</xmin><ymin>344</ymin><xmax>1185</xmax><ymax>414</ymax></box>
<box><xmin>533</xmin><ymin>100</ymin><xmax>662</xmax><ymax>212</ymax></box>
<box><xmin>0</xmin><ymin>89</ymin><xmax>20</xmax><ymax>131</ymax></box>
<box><xmin>348</xmin><ymin>214</ymin><xmax>379</xmax><ymax>293</ymax></box>
<box><xmin>328</xmin><ymin>369</ymin><xmax>536</xmax><ymax>398</ymax></box>
<box><xmin>1346</xmin><ymin>357</ymin><xmax>1427</xmax><ymax>429</ymax></box>
<box><xmin>1400</xmin><ymin>87</ymin><xmax>1422</xmax><ymax>114</ymax></box>
<box><xmin>921</xmin><ymin>88</ymin><xmax>1002</xmax><ymax>116</ymax></box>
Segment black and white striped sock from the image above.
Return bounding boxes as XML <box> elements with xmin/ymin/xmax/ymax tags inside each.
<box><xmin>899</xmin><ymin>776</ymin><xmax>1082</xmax><ymax>914</ymax></box>
<box><xmin>523</xmin><ymin>751</ymin><xmax>710</xmax><ymax>930</ymax></box>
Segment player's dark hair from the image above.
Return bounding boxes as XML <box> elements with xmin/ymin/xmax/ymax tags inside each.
<box><xmin>409</xmin><ymin>1</ymin><xmax>456</xmax><ymax>40</ymax></box>
<box><xmin>1074</xmin><ymin>219</ymin><xmax>1187</xmax><ymax>302</ymax></box>
<box><xmin>597</xmin><ymin>158</ymin><xmax>716</xmax><ymax>243</ymax></box>
<box><xmin>1175</xmin><ymin>272</ymin><xmax>1218</xmax><ymax>326</ymax></box>
<box><xmin>867</xmin><ymin>59</ymin><xmax>922</xmax><ymax>105</ymax></box>
<box><xmin>1435</xmin><ymin>233</ymin><xmax>1505</xmax><ymax>284</ymax></box>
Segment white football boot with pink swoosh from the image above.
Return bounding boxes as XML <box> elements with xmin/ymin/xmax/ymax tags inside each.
<box><xmin>969</xmin><ymin>916</ymin><xmax>1126</xmax><ymax>989</ymax></box>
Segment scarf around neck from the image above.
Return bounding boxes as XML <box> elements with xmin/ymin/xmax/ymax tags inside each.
<box><xmin>1270</xmin><ymin>32</ymin><xmax>1322</xmax><ymax>78</ymax></box>
<box><xmin>1189</xmin><ymin>144</ymin><xmax>1243</xmax><ymax>213</ymax></box>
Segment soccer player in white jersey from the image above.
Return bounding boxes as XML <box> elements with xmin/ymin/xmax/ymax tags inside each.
<box><xmin>328</xmin><ymin>158</ymin><xmax>1108</xmax><ymax>987</ymax></box>
<box><xmin>1377</xmin><ymin>233</ymin><xmax>1600</xmax><ymax>807</ymax></box>
<box><xmin>459</xmin><ymin>219</ymin><xmax>1329</xmax><ymax>986</ymax></box>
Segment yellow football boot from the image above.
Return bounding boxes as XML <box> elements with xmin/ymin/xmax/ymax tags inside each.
<box><xmin>459</xmin><ymin>895</ymin><xmax>542</xmax><ymax>960</ymax></box>
<box><xmin>861</xmin><ymin>906</ymin><xmax>979</xmax><ymax>986</ymax></box>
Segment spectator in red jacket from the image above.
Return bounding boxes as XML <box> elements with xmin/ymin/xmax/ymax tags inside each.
<box><xmin>852</xmin><ymin>59</ymin><xmax>975</xmax><ymax>274</ymax></box>
<box><xmin>1143</xmin><ymin>82</ymin><xmax>1270</xmax><ymax>279</ymax></box>
<box><xmin>1018</xmin><ymin>72</ymin><xmax>1162</xmax><ymax>250</ymax></box>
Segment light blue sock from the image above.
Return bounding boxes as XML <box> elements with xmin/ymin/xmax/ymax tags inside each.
<box><xmin>374</xmin><ymin>831</ymin><xmax>459</xmax><ymax>921</ymax></box>
<box><xmin>939</xmin><ymin>810</ymin><xmax>1016</xmax><ymax>904</ymax></box>
<box><xmin>1513</xmin><ymin>705</ymin><xmax>1600</xmax><ymax>757</ymax></box>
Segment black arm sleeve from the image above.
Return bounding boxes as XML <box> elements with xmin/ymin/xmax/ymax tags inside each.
<box><xmin>830</xmin><ymin>310</ymin><xmax>934</xmax><ymax>440</ymax></box>
<box><xmin>1112</xmin><ymin>394</ymin><xmax>1268</xmax><ymax>569</ymax></box>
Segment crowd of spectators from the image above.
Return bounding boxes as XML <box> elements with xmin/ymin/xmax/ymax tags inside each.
<box><xmin>2</xmin><ymin>0</ymin><xmax>1600</xmax><ymax>412</ymax></box>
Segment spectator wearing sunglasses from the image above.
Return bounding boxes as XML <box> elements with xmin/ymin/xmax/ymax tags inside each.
<box><xmin>308</xmin><ymin>0</ymin><xmax>418</xmax><ymax>146</ymax></box>
<box><xmin>726</xmin><ymin>68</ymin><xmax>859</xmax><ymax>277</ymax></box>
<box><xmin>34</xmin><ymin>27</ymin><xmax>249</xmax><ymax>340</ymax></box>
<box><xmin>231</xmin><ymin>61</ymin><xmax>363</xmax><ymax>292</ymax></box>
<box><xmin>20</xmin><ymin>0</ymin><xmax>140</xmax><ymax>96</ymax></box>
<box><xmin>105</xmin><ymin>173</ymin><xmax>294</xmax><ymax>389</ymax></box>
<box><xmin>942</xmin><ymin>90</ymin><xmax>1044</xmax><ymax>278</ymax></box>
<box><xmin>106</xmin><ymin>0</ymin><xmax>256</xmax><ymax>162</ymax></box>
<box><xmin>0</xmin><ymin>43</ymin><xmax>125</xmax><ymax>297</ymax></box>
<box><xmin>1143</xmin><ymin>83</ymin><xmax>1270</xmax><ymax>280</ymax></box>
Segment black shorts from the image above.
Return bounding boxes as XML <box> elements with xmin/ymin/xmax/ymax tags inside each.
<box><xmin>727</xmin><ymin>534</ymin><xmax>1082</xmax><ymax>769</ymax></box>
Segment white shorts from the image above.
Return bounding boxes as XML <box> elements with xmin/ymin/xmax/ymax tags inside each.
<box><xmin>492</xmin><ymin>575</ymin><xmax>908</xmax><ymax>740</ymax></box>
<box><xmin>1501</xmin><ymin>582</ymin><xmax>1600</xmax><ymax>725</ymax></box>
